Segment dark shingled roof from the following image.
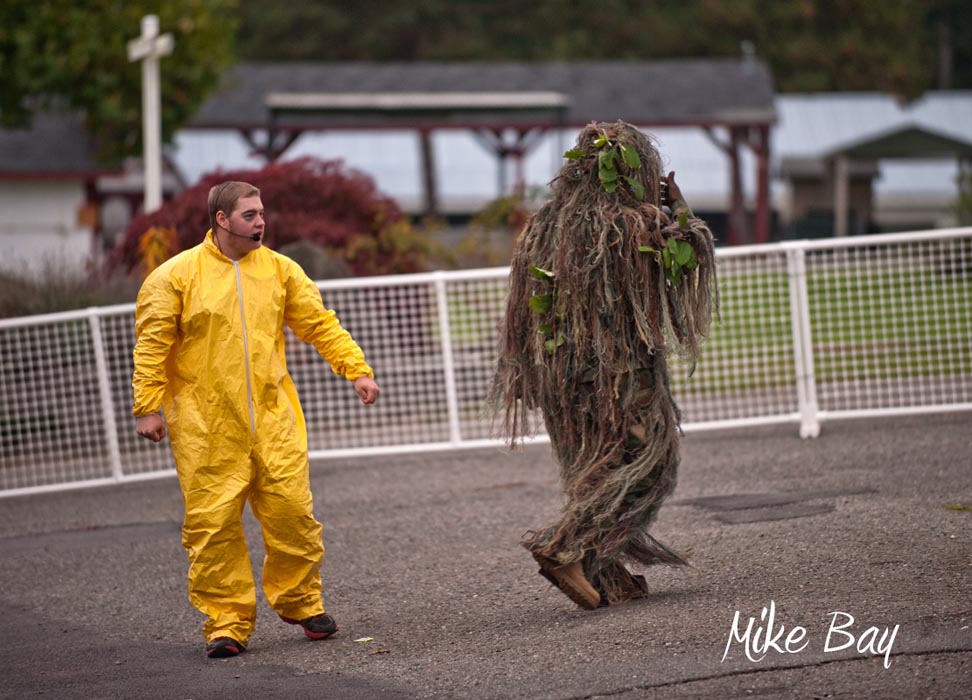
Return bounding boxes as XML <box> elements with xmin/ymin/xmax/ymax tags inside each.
<box><xmin>1</xmin><ymin>60</ymin><xmax>776</xmax><ymax>174</ymax></box>
<box><xmin>190</xmin><ymin>59</ymin><xmax>776</xmax><ymax>130</ymax></box>
<box><xmin>0</xmin><ymin>111</ymin><xmax>105</xmax><ymax>176</ymax></box>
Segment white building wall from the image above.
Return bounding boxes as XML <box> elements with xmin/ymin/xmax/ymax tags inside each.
<box><xmin>168</xmin><ymin>93</ymin><xmax>971</xmax><ymax>226</ymax></box>
<box><xmin>0</xmin><ymin>181</ymin><xmax>93</xmax><ymax>277</ymax></box>
<box><xmin>173</xmin><ymin>126</ymin><xmax>742</xmax><ymax>215</ymax></box>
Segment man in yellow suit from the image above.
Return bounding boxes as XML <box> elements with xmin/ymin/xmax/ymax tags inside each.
<box><xmin>132</xmin><ymin>181</ymin><xmax>380</xmax><ymax>658</ymax></box>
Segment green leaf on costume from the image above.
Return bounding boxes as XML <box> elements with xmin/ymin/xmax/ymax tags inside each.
<box><xmin>537</xmin><ymin>323</ymin><xmax>552</xmax><ymax>335</ymax></box>
<box><xmin>684</xmin><ymin>246</ymin><xmax>698</xmax><ymax>270</ymax></box>
<box><xmin>644</xmin><ymin>236</ymin><xmax>700</xmax><ymax>285</ymax></box>
<box><xmin>593</xmin><ymin>133</ymin><xmax>608</xmax><ymax>148</ymax></box>
<box><xmin>623</xmin><ymin>175</ymin><xmax>645</xmax><ymax>201</ymax></box>
<box><xmin>677</xmin><ymin>211</ymin><xmax>688</xmax><ymax>229</ymax></box>
<box><xmin>674</xmin><ymin>241</ymin><xmax>693</xmax><ymax>266</ymax></box>
<box><xmin>563</xmin><ymin>148</ymin><xmax>584</xmax><ymax>160</ymax></box>
<box><xmin>529</xmin><ymin>294</ymin><xmax>553</xmax><ymax>314</ymax></box>
<box><xmin>638</xmin><ymin>245</ymin><xmax>660</xmax><ymax>263</ymax></box>
<box><xmin>602</xmin><ymin>180</ymin><xmax>619</xmax><ymax>193</ymax></box>
<box><xmin>527</xmin><ymin>264</ymin><xmax>555</xmax><ymax>280</ymax></box>
<box><xmin>620</xmin><ymin>143</ymin><xmax>641</xmax><ymax>170</ymax></box>
<box><xmin>544</xmin><ymin>332</ymin><xmax>566</xmax><ymax>355</ymax></box>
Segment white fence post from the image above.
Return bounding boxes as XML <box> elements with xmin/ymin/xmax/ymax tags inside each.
<box><xmin>785</xmin><ymin>245</ymin><xmax>820</xmax><ymax>438</ymax></box>
<box><xmin>88</xmin><ymin>309</ymin><xmax>125</xmax><ymax>480</ymax></box>
<box><xmin>433</xmin><ymin>272</ymin><xmax>463</xmax><ymax>445</ymax></box>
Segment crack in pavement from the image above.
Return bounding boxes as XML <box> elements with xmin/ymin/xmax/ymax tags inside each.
<box><xmin>569</xmin><ymin>647</ymin><xmax>972</xmax><ymax>700</ymax></box>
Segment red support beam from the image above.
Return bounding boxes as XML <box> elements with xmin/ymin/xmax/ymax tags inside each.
<box><xmin>752</xmin><ymin>125</ymin><xmax>771</xmax><ymax>244</ymax></box>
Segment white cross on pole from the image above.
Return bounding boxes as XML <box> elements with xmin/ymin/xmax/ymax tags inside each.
<box><xmin>127</xmin><ymin>15</ymin><xmax>174</xmax><ymax>214</ymax></box>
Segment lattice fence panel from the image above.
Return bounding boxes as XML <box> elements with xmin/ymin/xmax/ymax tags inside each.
<box><xmin>807</xmin><ymin>236</ymin><xmax>972</xmax><ymax>411</ymax></box>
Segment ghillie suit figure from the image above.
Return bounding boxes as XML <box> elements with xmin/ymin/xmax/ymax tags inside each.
<box><xmin>491</xmin><ymin>121</ymin><xmax>718</xmax><ymax>609</ymax></box>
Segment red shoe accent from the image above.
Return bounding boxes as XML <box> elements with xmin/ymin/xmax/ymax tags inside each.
<box><xmin>206</xmin><ymin>637</ymin><xmax>244</xmax><ymax>658</ymax></box>
<box><xmin>280</xmin><ymin>613</ymin><xmax>337</xmax><ymax>639</ymax></box>
<box><xmin>302</xmin><ymin>628</ymin><xmax>332</xmax><ymax>640</ymax></box>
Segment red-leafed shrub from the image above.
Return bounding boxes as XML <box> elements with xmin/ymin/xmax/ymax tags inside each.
<box><xmin>107</xmin><ymin>157</ymin><xmax>447</xmax><ymax>277</ymax></box>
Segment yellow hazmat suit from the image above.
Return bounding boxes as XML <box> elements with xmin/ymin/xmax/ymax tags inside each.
<box><xmin>132</xmin><ymin>231</ymin><xmax>373</xmax><ymax>645</ymax></box>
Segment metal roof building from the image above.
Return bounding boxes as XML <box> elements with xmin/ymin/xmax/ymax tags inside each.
<box><xmin>185</xmin><ymin>59</ymin><xmax>777</xmax><ymax>245</ymax></box>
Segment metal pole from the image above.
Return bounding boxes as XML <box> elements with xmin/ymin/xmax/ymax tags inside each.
<box><xmin>88</xmin><ymin>309</ymin><xmax>125</xmax><ymax>480</ymax></box>
<box><xmin>785</xmin><ymin>246</ymin><xmax>820</xmax><ymax>437</ymax></box>
<box><xmin>433</xmin><ymin>272</ymin><xmax>462</xmax><ymax>445</ymax></box>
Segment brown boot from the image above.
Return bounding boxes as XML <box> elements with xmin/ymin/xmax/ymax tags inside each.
<box><xmin>616</xmin><ymin>570</ymin><xmax>649</xmax><ymax>602</ymax></box>
<box><xmin>593</xmin><ymin>563</ymin><xmax>650</xmax><ymax>605</ymax></box>
<box><xmin>532</xmin><ymin>553</ymin><xmax>601</xmax><ymax>610</ymax></box>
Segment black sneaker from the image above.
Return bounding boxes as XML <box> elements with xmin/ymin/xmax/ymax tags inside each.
<box><xmin>206</xmin><ymin>637</ymin><xmax>245</xmax><ymax>658</ymax></box>
<box><xmin>282</xmin><ymin>613</ymin><xmax>337</xmax><ymax>640</ymax></box>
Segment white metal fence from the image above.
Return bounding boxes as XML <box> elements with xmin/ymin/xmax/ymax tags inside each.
<box><xmin>2</xmin><ymin>228</ymin><xmax>971</xmax><ymax>497</ymax></box>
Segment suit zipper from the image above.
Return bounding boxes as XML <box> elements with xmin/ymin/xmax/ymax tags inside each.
<box><xmin>232</xmin><ymin>261</ymin><xmax>257</xmax><ymax>434</ymax></box>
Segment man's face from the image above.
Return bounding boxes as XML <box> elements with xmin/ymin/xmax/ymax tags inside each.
<box><xmin>228</xmin><ymin>195</ymin><xmax>265</xmax><ymax>239</ymax></box>
<box><xmin>217</xmin><ymin>195</ymin><xmax>265</xmax><ymax>255</ymax></box>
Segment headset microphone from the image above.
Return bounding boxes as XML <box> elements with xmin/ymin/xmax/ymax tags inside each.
<box><xmin>223</xmin><ymin>225</ymin><xmax>262</xmax><ymax>242</ymax></box>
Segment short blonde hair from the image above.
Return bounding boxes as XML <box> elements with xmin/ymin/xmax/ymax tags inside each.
<box><xmin>208</xmin><ymin>181</ymin><xmax>260</xmax><ymax>231</ymax></box>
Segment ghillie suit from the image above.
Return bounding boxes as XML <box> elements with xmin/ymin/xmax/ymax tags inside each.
<box><xmin>491</xmin><ymin>121</ymin><xmax>718</xmax><ymax>607</ymax></box>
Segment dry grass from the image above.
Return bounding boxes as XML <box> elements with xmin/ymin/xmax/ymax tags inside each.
<box><xmin>0</xmin><ymin>257</ymin><xmax>140</xmax><ymax>319</ymax></box>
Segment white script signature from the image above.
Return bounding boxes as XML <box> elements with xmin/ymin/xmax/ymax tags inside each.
<box><xmin>722</xmin><ymin>600</ymin><xmax>900</xmax><ymax>669</ymax></box>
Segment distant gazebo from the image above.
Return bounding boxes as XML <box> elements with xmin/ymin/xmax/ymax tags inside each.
<box><xmin>782</xmin><ymin>124</ymin><xmax>972</xmax><ymax>237</ymax></box>
<box><xmin>189</xmin><ymin>59</ymin><xmax>777</xmax><ymax>245</ymax></box>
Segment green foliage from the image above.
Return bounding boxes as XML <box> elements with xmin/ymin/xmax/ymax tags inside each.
<box><xmin>527</xmin><ymin>264</ymin><xmax>555</xmax><ymax>281</ymax></box>
<box><xmin>619</xmin><ymin>143</ymin><xmax>641</xmax><ymax>170</ymax></box>
<box><xmin>528</xmin><ymin>293</ymin><xmax>553</xmax><ymax>314</ymax></box>
<box><xmin>598</xmin><ymin>148</ymin><xmax>619</xmax><ymax>192</ymax></box>
<box><xmin>236</xmin><ymin>0</ymin><xmax>972</xmax><ymax>96</ymax></box>
<box><xmin>527</xmin><ymin>261</ymin><xmax>565</xmax><ymax>355</ymax></box>
<box><xmin>640</xmin><ymin>237</ymin><xmax>698</xmax><ymax>286</ymax></box>
<box><xmin>569</xmin><ymin>128</ymin><xmax>646</xmax><ymax>201</ymax></box>
<box><xmin>0</xmin><ymin>0</ymin><xmax>237</xmax><ymax>164</ymax></box>
<box><xmin>543</xmin><ymin>332</ymin><xmax>567</xmax><ymax>355</ymax></box>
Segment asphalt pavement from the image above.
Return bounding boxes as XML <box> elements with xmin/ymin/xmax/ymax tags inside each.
<box><xmin>1</xmin><ymin>411</ymin><xmax>970</xmax><ymax>699</ymax></box>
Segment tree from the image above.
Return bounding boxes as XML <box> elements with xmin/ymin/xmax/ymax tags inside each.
<box><xmin>0</xmin><ymin>0</ymin><xmax>237</xmax><ymax>164</ymax></box>
<box><xmin>235</xmin><ymin>0</ymin><xmax>970</xmax><ymax>97</ymax></box>
<box><xmin>107</xmin><ymin>157</ymin><xmax>450</xmax><ymax>277</ymax></box>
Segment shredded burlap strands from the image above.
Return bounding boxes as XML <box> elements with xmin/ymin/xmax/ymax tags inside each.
<box><xmin>490</xmin><ymin>121</ymin><xmax>719</xmax><ymax>604</ymax></box>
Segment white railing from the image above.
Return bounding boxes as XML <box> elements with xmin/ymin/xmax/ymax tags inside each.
<box><xmin>2</xmin><ymin>227</ymin><xmax>971</xmax><ymax>497</ymax></box>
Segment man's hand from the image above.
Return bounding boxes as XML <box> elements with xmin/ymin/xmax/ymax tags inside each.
<box><xmin>354</xmin><ymin>376</ymin><xmax>380</xmax><ymax>405</ymax></box>
<box><xmin>661</xmin><ymin>171</ymin><xmax>685</xmax><ymax>208</ymax></box>
<box><xmin>135</xmin><ymin>413</ymin><xmax>167</xmax><ymax>442</ymax></box>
